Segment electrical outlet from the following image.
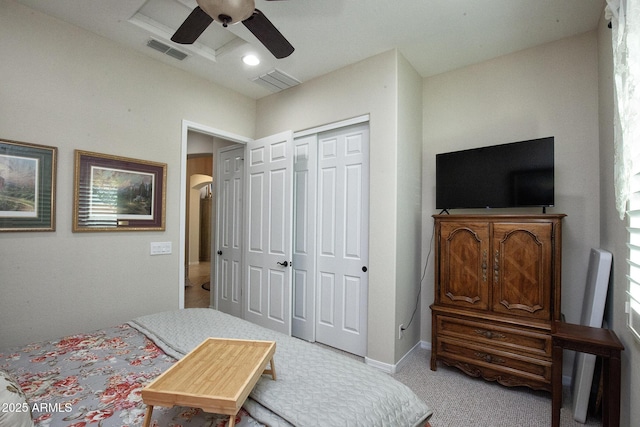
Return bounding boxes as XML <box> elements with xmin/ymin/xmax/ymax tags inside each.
<box><xmin>398</xmin><ymin>324</ymin><xmax>404</xmax><ymax>339</ymax></box>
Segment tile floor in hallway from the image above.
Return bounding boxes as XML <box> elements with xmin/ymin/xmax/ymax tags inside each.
<box><xmin>185</xmin><ymin>261</ymin><xmax>211</xmax><ymax>308</ymax></box>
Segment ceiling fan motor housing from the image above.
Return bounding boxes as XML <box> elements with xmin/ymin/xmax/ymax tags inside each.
<box><xmin>196</xmin><ymin>0</ymin><xmax>255</xmax><ymax>26</ymax></box>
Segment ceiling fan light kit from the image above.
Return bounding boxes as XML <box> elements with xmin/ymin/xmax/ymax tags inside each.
<box><xmin>242</xmin><ymin>54</ymin><xmax>260</xmax><ymax>65</ymax></box>
<box><xmin>197</xmin><ymin>0</ymin><xmax>255</xmax><ymax>27</ymax></box>
<box><xmin>171</xmin><ymin>0</ymin><xmax>294</xmax><ymax>59</ymax></box>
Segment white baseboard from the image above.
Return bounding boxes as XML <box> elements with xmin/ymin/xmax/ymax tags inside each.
<box><xmin>365</xmin><ymin>340</ymin><xmax>427</xmax><ymax>374</ymax></box>
<box><xmin>364</xmin><ymin>356</ymin><xmax>394</xmax><ymax>373</ymax></box>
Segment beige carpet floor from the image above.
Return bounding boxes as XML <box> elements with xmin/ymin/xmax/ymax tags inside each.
<box><xmin>391</xmin><ymin>346</ymin><xmax>602</xmax><ymax>427</ymax></box>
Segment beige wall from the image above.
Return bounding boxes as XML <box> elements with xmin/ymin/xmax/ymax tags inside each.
<box><xmin>256</xmin><ymin>50</ymin><xmax>423</xmax><ymax>366</ymax></box>
<box><xmin>0</xmin><ymin>0</ymin><xmax>256</xmax><ymax>348</ymax></box>
<box><xmin>421</xmin><ymin>31</ymin><xmax>601</xmax><ymax>376</ymax></box>
<box><xmin>597</xmin><ymin>13</ymin><xmax>639</xmax><ymax>426</ymax></box>
<box><xmin>394</xmin><ymin>54</ymin><xmax>424</xmax><ymax>361</ymax></box>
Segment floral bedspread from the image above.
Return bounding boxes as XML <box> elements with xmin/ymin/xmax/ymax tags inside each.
<box><xmin>0</xmin><ymin>324</ymin><xmax>263</xmax><ymax>427</ymax></box>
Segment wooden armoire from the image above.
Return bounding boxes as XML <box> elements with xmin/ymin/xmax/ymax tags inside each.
<box><xmin>430</xmin><ymin>214</ymin><xmax>565</xmax><ymax>391</ymax></box>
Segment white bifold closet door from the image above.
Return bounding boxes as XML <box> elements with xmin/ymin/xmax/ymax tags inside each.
<box><xmin>291</xmin><ymin>134</ymin><xmax>317</xmax><ymax>341</ymax></box>
<box><xmin>293</xmin><ymin>122</ymin><xmax>369</xmax><ymax>357</ymax></box>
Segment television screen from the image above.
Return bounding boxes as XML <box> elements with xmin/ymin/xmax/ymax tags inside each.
<box><xmin>435</xmin><ymin>137</ymin><xmax>554</xmax><ymax>210</ymax></box>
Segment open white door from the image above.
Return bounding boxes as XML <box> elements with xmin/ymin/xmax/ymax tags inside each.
<box><xmin>244</xmin><ymin>131</ymin><xmax>294</xmax><ymax>335</ymax></box>
<box><xmin>215</xmin><ymin>145</ymin><xmax>244</xmax><ymax>318</ymax></box>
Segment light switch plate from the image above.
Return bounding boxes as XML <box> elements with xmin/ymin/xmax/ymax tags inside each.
<box><xmin>150</xmin><ymin>242</ymin><xmax>172</xmax><ymax>255</ymax></box>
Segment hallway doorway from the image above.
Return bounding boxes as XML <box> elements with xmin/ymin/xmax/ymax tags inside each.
<box><xmin>182</xmin><ymin>126</ymin><xmax>246</xmax><ymax>309</ymax></box>
<box><xmin>185</xmin><ymin>261</ymin><xmax>211</xmax><ymax>308</ymax></box>
<box><xmin>185</xmin><ymin>152</ymin><xmax>213</xmax><ymax>308</ymax></box>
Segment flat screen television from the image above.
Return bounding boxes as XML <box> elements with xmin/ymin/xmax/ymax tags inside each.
<box><xmin>435</xmin><ymin>137</ymin><xmax>554</xmax><ymax>210</ymax></box>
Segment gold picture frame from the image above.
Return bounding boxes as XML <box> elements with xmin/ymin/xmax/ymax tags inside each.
<box><xmin>73</xmin><ymin>150</ymin><xmax>167</xmax><ymax>232</ymax></box>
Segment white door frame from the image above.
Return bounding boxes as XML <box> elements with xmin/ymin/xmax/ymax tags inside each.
<box><xmin>293</xmin><ymin>115</ymin><xmax>370</xmax><ymax>139</ymax></box>
<box><xmin>179</xmin><ymin>120</ymin><xmax>252</xmax><ymax>309</ymax></box>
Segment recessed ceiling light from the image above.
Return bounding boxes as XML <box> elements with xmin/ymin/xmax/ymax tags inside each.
<box><xmin>242</xmin><ymin>54</ymin><xmax>260</xmax><ymax>66</ymax></box>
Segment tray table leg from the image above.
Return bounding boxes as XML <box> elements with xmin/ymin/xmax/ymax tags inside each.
<box><xmin>264</xmin><ymin>357</ymin><xmax>277</xmax><ymax>380</ymax></box>
<box><xmin>142</xmin><ymin>405</ymin><xmax>154</xmax><ymax>427</ymax></box>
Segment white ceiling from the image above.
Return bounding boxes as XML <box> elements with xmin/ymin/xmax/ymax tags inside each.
<box><xmin>16</xmin><ymin>0</ymin><xmax>606</xmax><ymax>99</ymax></box>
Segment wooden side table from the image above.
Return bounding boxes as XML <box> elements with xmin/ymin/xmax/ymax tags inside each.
<box><xmin>552</xmin><ymin>322</ymin><xmax>624</xmax><ymax>427</ymax></box>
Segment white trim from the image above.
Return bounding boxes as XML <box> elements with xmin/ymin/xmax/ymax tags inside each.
<box><xmin>182</xmin><ymin>120</ymin><xmax>253</xmax><ymax>144</ymax></box>
<box><xmin>364</xmin><ymin>356</ymin><xmax>394</xmax><ymax>373</ymax></box>
<box><xmin>394</xmin><ymin>341</ymin><xmax>423</xmax><ymax>373</ymax></box>
<box><xmin>179</xmin><ymin>120</ymin><xmax>251</xmax><ymax>309</ymax></box>
<box><xmin>293</xmin><ymin>114</ymin><xmax>370</xmax><ymax>138</ymax></box>
<box><xmin>365</xmin><ymin>341</ymin><xmax>423</xmax><ymax>374</ymax></box>
<box><xmin>628</xmin><ymin>168</ymin><xmax>640</xmax><ymax>343</ymax></box>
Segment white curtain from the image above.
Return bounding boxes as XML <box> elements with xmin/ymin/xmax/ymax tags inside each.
<box><xmin>608</xmin><ymin>0</ymin><xmax>640</xmax><ymax>219</ymax></box>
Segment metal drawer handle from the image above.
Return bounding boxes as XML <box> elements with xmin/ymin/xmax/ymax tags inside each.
<box><xmin>482</xmin><ymin>250</ymin><xmax>487</xmax><ymax>282</ymax></box>
<box><xmin>475</xmin><ymin>352</ymin><xmax>505</xmax><ymax>365</ymax></box>
<box><xmin>474</xmin><ymin>329</ymin><xmax>506</xmax><ymax>340</ymax></box>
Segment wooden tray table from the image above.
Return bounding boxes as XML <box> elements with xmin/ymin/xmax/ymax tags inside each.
<box><xmin>141</xmin><ymin>337</ymin><xmax>276</xmax><ymax>427</ymax></box>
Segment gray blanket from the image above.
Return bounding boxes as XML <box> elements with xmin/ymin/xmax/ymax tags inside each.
<box><xmin>129</xmin><ymin>308</ymin><xmax>432</xmax><ymax>427</ymax></box>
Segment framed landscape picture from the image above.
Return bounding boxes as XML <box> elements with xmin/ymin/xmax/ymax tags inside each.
<box><xmin>0</xmin><ymin>139</ymin><xmax>57</xmax><ymax>232</ymax></box>
<box><xmin>73</xmin><ymin>150</ymin><xmax>167</xmax><ymax>232</ymax></box>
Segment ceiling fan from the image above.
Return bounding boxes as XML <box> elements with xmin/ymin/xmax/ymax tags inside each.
<box><xmin>171</xmin><ymin>0</ymin><xmax>294</xmax><ymax>59</ymax></box>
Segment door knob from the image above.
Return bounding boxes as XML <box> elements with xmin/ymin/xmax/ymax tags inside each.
<box><xmin>217</xmin><ymin>250</ymin><xmax>222</xmax><ymax>255</ymax></box>
<box><xmin>362</xmin><ymin>266</ymin><xmax>368</xmax><ymax>272</ymax></box>
<box><xmin>277</xmin><ymin>261</ymin><xmax>289</xmax><ymax>267</ymax></box>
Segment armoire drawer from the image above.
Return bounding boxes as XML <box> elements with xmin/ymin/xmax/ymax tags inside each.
<box><xmin>437</xmin><ymin>336</ymin><xmax>552</xmax><ymax>384</ymax></box>
<box><xmin>436</xmin><ymin>314</ymin><xmax>551</xmax><ymax>358</ymax></box>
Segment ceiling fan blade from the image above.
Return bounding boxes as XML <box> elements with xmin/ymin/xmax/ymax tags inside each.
<box><xmin>242</xmin><ymin>9</ymin><xmax>294</xmax><ymax>59</ymax></box>
<box><xmin>171</xmin><ymin>6</ymin><xmax>214</xmax><ymax>44</ymax></box>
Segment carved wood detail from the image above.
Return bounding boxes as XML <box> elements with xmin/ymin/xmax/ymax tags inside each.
<box><xmin>431</xmin><ymin>214</ymin><xmax>564</xmax><ymax>392</ymax></box>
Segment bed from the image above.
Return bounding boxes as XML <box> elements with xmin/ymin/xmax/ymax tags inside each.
<box><xmin>1</xmin><ymin>308</ymin><xmax>433</xmax><ymax>427</ymax></box>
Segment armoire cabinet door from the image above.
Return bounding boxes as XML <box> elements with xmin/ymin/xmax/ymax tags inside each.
<box><xmin>439</xmin><ymin>222</ymin><xmax>490</xmax><ymax>310</ymax></box>
<box><xmin>491</xmin><ymin>222</ymin><xmax>553</xmax><ymax>320</ymax></box>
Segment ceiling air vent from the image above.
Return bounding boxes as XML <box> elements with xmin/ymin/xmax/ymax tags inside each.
<box><xmin>146</xmin><ymin>39</ymin><xmax>188</xmax><ymax>61</ymax></box>
<box><xmin>251</xmin><ymin>69</ymin><xmax>300</xmax><ymax>93</ymax></box>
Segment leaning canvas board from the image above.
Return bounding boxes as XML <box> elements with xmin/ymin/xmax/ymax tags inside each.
<box><xmin>571</xmin><ymin>248</ymin><xmax>612</xmax><ymax>423</ymax></box>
